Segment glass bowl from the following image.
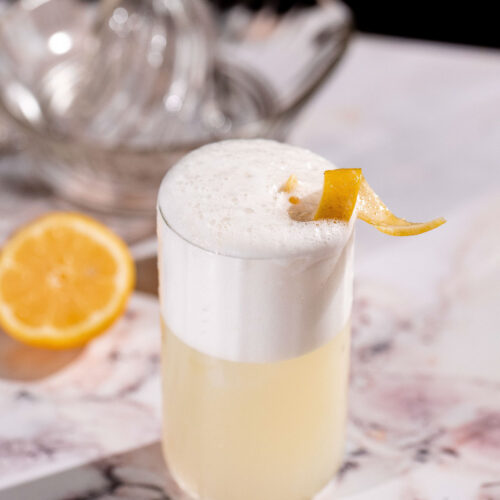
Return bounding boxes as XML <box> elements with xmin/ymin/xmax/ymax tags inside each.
<box><xmin>0</xmin><ymin>0</ymin><xmax>352</xmax><ymax>213</ymax></box>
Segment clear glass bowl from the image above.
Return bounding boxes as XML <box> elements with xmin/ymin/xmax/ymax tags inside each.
<box><xmin>0</xmin><ymin>0</ymin><xmax>352</xmax><ymax>213</ymax></box>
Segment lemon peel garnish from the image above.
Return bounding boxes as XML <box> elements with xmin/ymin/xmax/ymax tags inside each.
<box><xmin>313</xmin><ymin>169</ymin><xmax>446</xmax><ymax>236</ymax></box>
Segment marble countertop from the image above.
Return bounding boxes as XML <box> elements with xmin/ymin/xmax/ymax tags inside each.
<box><xmin>1</xmin><ymin>34</ymin><xmax>500</xmax><ymax>499</ymax></box>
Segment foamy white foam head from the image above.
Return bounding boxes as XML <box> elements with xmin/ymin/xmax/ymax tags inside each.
<box><xmin>158</xmin><ymin>139</ymin><xmax>354</xmax><ymax>362</ymax></box>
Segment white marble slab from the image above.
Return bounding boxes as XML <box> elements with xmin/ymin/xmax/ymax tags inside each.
<box><xmin>0</xmin><ymin>293</ymin><xmax>162</xmax><ymax>490</ymax></box>
<box><xmin>1</xmin><ymin>34</ymin><xmax>500</xmax><ymax>498</ymax></box>
<box><xmin>1</xmin><ymin>192</ymin><xmax>499</xmax><ymax>500</ymax></box>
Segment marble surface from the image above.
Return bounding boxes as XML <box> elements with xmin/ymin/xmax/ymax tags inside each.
<box><xmin>1</xmin><ymin>194</ymin><xmax>499</xmax><ymax>500</ymax></box>
<box><xmin>1</xmin><ymin>34</ymin><xmax>500</xmax><ymax>498</ymax></box>
<box><xmin>0</xmin><ymin>293</ymin><xmax>161</xmax><ymax>490</ymax></box>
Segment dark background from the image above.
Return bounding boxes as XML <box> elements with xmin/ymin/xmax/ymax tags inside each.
<box><xmin>210</xmin><ymin>0</ymin><xmax>500</xmax><ymax>48</ymax></box>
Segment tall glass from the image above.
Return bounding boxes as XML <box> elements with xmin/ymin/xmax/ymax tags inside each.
<box><xmin>157</xmin><ymin>205</ymin><xmax>353</xmax><ymax>500</ymax></box>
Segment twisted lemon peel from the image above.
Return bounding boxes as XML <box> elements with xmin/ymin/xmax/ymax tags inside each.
<box><xmin>306</xmin><ymin>168</ymin><xmax>445</xmax><ymax>236</ymax></box>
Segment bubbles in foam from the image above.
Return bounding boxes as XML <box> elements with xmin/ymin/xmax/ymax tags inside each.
<box><xmin>158</xmin><ymin>139</ymin><xmax>353</xmax><ymax>258</ymax></box>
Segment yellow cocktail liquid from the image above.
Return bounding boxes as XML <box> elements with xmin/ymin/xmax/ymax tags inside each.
<box><xmin>161</xmin><ymin>322</ymin><xmax>350</xmax><ymax>500</ymax></box>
